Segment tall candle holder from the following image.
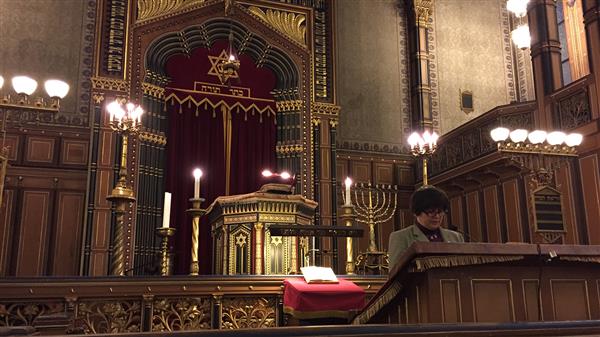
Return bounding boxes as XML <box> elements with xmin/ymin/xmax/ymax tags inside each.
<box><xmin>156</xmin><ymin>227</ymin><xmax>176</xmax><ymax>276</ymax></box>
<box><xmin>106</xmin><ymin>100</ymin><xmax>143</xmax><ymax>276</ymax></box>
<box><xmin>339</xmin><ymin>204</ymin><xmax>357</xmax><ymax>274</ymax></box>
<box><xmin>187</xmin><ymin>197</ymin><xmax>206</xmax><ymax>275</ymax></box>
<box><xmin>407</xmin><ymin>130</ymin><xmax>438</xmax><ymax>185</ymax></box>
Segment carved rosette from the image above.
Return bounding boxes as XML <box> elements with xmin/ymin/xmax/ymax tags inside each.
<box><xmin>221</xmin><ymin>297</ymin><xmax>276</xmax><ymax>329</ymax></box>
<box><xmin>76</xmin><ymin>301</ymin><xmax>141</xmax><ymax>334</ymax></box>
<box><xmin>152</xmin><ymin>298</ymin><xmax>211</xmax><ymax>331</ymax></box>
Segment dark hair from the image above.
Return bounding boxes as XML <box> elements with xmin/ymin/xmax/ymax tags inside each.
<box><xmin>410</xmin><ymin>185</ymin><xmax>449</xmax><ymax>215</ymax></box>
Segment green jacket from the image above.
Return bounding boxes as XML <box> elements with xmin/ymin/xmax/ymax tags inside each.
<box><xmin>388</xmin><ymin>225</ymin><xmax>465</xmax><ymax>269</ymax></box>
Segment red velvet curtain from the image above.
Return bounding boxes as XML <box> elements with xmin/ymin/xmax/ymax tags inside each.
<box><xmin>165</xmin><ymin>42</ymin><xmax>277</xmax><ymax>274</ymax></box>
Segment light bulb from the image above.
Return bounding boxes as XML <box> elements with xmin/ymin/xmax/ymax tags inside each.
<box><xmin>344</xmin><ymin>177</ymin><xmax>352</xmax><ymax>188</ymax></box>
<box><xmin>12</xmin><ymin>76</ymin><xmax>38</xmax><ymax>95</ymax></box>
<box><xmin>0</xmin><ymin>75</ymin><xmax>4</xmax><ymax>89</ymax></box>
<box><xmin>527</xmin><ymin>130</ymin><xmax>547</xmax><ymax>144</ymax></box>
<box><xmin>565</xmin><ymin>133</ymin><xmax>583</xmax><ymax>147</ymax></box>
<box><xmin>547</xmin><ymin>131</ymin><xmax>566</xmax><ymax>145</ymax></box>
<box><xmin>193</xmin><ymin>168</ymin><xmax>203</xmax><ymax>179</ymax></box>
<box><xmin>262</xmin><ymin>169</ymin><xmax>273</xmax><ymax>177</ymax></box>
<box><xmin>280</xmin><ymin>171</ymin><xmax>291</xmax><ymax>179</ymax></box>
<box><xmin>490</xmin><ymin>127</ymin><xmax>510</xmax><ymax>142</ymax></box>
<box><xmin>509</xmin><ymin>129</ymin><xmax>528</xmax><ymax>143</ymax></box>
<box><xmin>44</xmin><ymin>79</ymin><xmax>69</xmax><ymax>98</ymax></box>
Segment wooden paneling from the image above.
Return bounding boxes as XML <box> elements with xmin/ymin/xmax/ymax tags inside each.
<box><xmin>25</xmin><ymin>136</ymin><xmax>56</xmax><ymax>164</ymax></box>
<box><xmin>398</xmin><ymin>167</ymin><xmax>414</xmax><ymax>185</ymax></box>
<box><xmin>0</xmin><ymin>190</ymin><xmax>15</xmax><ymax>275</ymax></box>
<box><xmin>483</xmin><ymin>186</ymin><xmax>501</xmax><ymax>243</ymax></box>
<box><xmin>5</xmin><ymin>134</ymin><xmax>20</xmax><ymax>161</ymax></box>
<box><xmin>503</xmin><ymin>179</ymin><xmax>523</xmax><ymax>242</ymax></box>
<box><xmin>579</xmin><ymin>155</ymin><xmax>600</xmax><ymax>244</ymax></box>
<box><xmin>471</xmin><ymin>279</ymin><xmax>514</xmax><ymax>322</ymax></box>
<box><xmin>374</xmin><ymin>162</ymin><xmax>393</xmax><ymax>184</ymax></box>
<box><xmin>550</xmin><ymin>280</ymin><xmax>590</xmax><ymax>320</ymax></box>
<box><xmin>351</xmin><ymin>161</ymin><xmax>371</xmax><ymax>182</ymax></box>
<box><xmin>523</xmin><ymin>280</ymin><xmax>541</xmax><ymax>321</ymax></box>
<box><xmin>466</xmin><ymin>192</ymin><xmax>482</xmax><ymax>242</ymax></box>
<box><xmin>449</xmin><ymin>196</ymin><xmax>463</xmax><ymax>231</ymax></box>
<box><xmin>52</xmin><ymin>192</ymin><xmax>85</xmax><ymax>275</ymax></box>
<box><xmin>61</xmin><ymin>139</ymin><xmax>89</xmax><ymax>166</ymax></box>
<box><xmin>555</xmin><ymin>163</ymin><xmax>578</xmax><ymax>244</ymax></box>
<box><xmin>16</xmin><ymin>190</ymin><xmax>51</xmax><ymax>276</ymax></box>
<box><xmin>441</xmin><ymin>279</ymin><xmax>461</xmax><ymax>323</ymax></box>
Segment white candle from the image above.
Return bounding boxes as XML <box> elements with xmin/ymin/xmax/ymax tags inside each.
<box><xmin>193</xmin><ymin>168</ymin><xmax>203</xmax><ymax>199</ymax></box>
<box><xmin>162</xmin><ymin>192</ymin><xmax>171</xmax><ymax>228</ymax></box>
<box><xmin>344</xmin><ymin>177</ymin><xmax>352</xmax><ymax>206</ymax></box>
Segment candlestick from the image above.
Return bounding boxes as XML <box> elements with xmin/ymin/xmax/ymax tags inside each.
<box><xmin>193</xmin><ymin>168</ymin><xmax>203</xmax><ymax>199</ymax></box>
<box><xmin>187</xmin><ymin>197</ymin><xmax>206</xmax><ymax>275</ymax></box>
<box><xmin>156</xmin><ymin>227</ymin><xmax>176</xmax><ymax>276</ymax></box>
<box><xmin>344</xmin><ymin>177</ymin><xmax>352</xmax><ymax>206</ymax></box>
<box><xmin>162</xmin><ymin>192</ymin><xmax>171</xmax><ymax>228</ymax></box>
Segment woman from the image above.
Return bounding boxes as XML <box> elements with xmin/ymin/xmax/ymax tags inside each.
<box><xmin>388</xmin><ymin>185</ymin><xmax>464</xmax><ymax>269</ymax></box>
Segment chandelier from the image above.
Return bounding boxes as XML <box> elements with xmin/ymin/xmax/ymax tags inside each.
<box><xmin>506</xmin><ymin>0</ymin><xmax>531</xmax><ymax>49</ymax></box>
<box><xmin>0</xmin><ymin>75</ymin><xmax>69</xmax><ymax>111</ymax></box>
<box><xmin>218</xmin><ymin>0</ymin><xmax>240</xmax><ymax>84</ymax></box>
<box><xmin>407</xmin><ymin>130</ymin><xmax>439</xmax><ymax>185</ymax></box>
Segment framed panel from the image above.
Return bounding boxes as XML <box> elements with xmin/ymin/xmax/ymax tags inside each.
<box><xmin>61</xmin><ymin>139</ymin><xmax>89</xmax><ymax>166</ymax></box>
<box><xmin>503</xmin><ymin>179</ymin><xmax>523</xmax><ymax>242</ymax></box>
<box><xmin>466</xmin><ymin>191</ymin><xmax>482</xmax><ymax>242</ymax></box>
<box><xmin>52</xmin><ymin>192</ymin><xmax>85</xmax><ymax>275</ymax></box>
<box><xmin>522</xmin><ymin>279</ymin><xmax>541</xmax><ymax>321</ymax></box>
<box><xmin>374</xmin><ymin>162</ymin><xmax>393</xmax><ymax>185</ymax></box>
<box><xmin>16</xmin><ymin>190</ymin><xmax>51</xmax><ymax>276</ymax></box>
<box><xmin>471</xmin><ymin>279</ymin><xmax>515</xmax><ymax>322</ymax></box>
<box><xmin>483</xmin><ymin>186</ymin><xmax>501</xmax><ymax>242</ymax></box>
<box><xmin>4</xmin><ymin>134</ymin><xmax>20</xmax><ymax>162</ymax></box>
<box><xmin>351</xmin><ymin>161</ymin><xmax>371</xmax><ymax>183</ymax></box>
<box><xmin>24</xmin><ymin>136</ymin><xmax>56</xmax><ymax>165</ymax></box>
<box><xmin>440</xmin><ymin>279</ymin><xmax>462</xmax><ymax>323</ymax></box>
<box><xmin>550</xmin><ymin>279</ymin><xmax>590</xmax><ymax>320</ymax></box>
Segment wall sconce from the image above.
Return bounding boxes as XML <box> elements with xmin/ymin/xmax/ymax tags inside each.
<box><xmin>0</xmin><ymin>75</ymin><xmax>69</xmax><ymax>111</ymax></box>
<box><xmin>408</xmin><ymin>131</ymin><xmax>439</xmax><ymax>185</ymax></box>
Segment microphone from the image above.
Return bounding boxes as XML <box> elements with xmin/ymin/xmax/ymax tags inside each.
<box><xmin>448</xmin><ymin>224</ymin><xmax>475</xmax><ymax>242</ymax></box>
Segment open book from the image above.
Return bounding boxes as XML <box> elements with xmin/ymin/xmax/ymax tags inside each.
<box><xmin>300</xmin><ymin>266</ymin><xmax>339</xmax><ymax>284</ymax></box>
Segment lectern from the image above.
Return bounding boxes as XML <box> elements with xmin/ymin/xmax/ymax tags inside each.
<box><xmin>354</xmin><ymin>242</ymin><xmax>600</xmax><ymax>324</ymax></box>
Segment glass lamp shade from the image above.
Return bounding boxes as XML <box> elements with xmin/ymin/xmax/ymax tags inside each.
<box><xmin>12</xmin><ymin>76</ymin><xmax>38</xmax><ymax>95</ymax></box>
<box><xmin>547</xmin><ymin>131</ymin><xmax>566</xmax><ymax>145</ymax></box>
<box><xmin>407</xmin><ymin>132</ymin><xmax>422</xmax><ymax>148</ymax></box>
<box><xmin>528</xmin><ymin>130</ymin><xmax>547</xmax><ymax>144</ymax></box>
<box><xmin>511</xmin><ymin>25</ymin><xmax>531</xmax><ymax>49</ymax></box>
<box><xmin>509</xmin><ymin>129</ymin><xmax>528</xmax><ymax>143</ymax></box>
<box><xmin>0</xmin><ymin>75</ymin><xmax>4</xmax><ymax>89</ymax></box>
<box><xmin>565</xmin><ymin>133</ymin><xmax>583</xmax><ymax>147</ymax></box>
<box><xmin>44</xmin><ymin>80</ymin><xmax>69</xmax><ymax>98</ymax></box>
<box><xmin>490</xmin><ymin>127</ymin><xmax>510</xmax><ymax>142</ymax></box>
<box><xmin>506</xmin><ymin>0</ymin><xmax>529</xmax><ymax>17</ymax></box>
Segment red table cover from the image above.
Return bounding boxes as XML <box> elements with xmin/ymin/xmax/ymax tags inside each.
<box><xmin>283</xmin><ymin>278</ymin><xmax>365</xmax><ymax>319</ymax></box>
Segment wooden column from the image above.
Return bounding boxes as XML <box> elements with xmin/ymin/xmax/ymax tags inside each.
<box><xmin>527</xmin><ymin>0</ymin><xmax>564</xmax><ymax>128</ymax></box>
<box><xmin>582</xmin><ymin>0</ymin><xmax>600</xmax><ymax>119</ymax></box>
<box><xmin>407</xmin><ymin>0</ymin><xmax>433</xmax><ymax>130</ymax></box>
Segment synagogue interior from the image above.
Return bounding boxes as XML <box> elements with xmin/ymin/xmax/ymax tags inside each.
<box><xmin>1</xmin><ymin>0</ymin><xmax>600</xmax><ymax>336</ymax></box>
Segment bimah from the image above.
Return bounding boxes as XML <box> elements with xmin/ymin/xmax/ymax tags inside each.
<box><xmin>353</xmin><ymin>242</ymin><xmax>600</xmax><ymax>324</ymax></box>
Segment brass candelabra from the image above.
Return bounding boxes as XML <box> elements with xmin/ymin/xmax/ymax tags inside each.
<box><xmin>187</xmin><ymin>197</ymin><xmax>206</xmax><ymax>275</ymax></box>
<box><xmin>408</xmin><ymin>131</ymin><xmax>439</xmax><ymax>185</ymax></box>
<box><xmin>156</xmin><ymin>227</ymin><xmax>176</xmax><ymax>276</ymax></box>
<box><xmin>106</xmin><ymin>100</ymin><xmax>143</xmax><ymax>276</ymax></box>
<box><xmin>339</xmin><ymin>204</ymin><xmax>357</xmax><ymax>274</ymax></box>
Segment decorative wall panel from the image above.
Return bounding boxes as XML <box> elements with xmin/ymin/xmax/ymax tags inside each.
<box><xmin>16</xmin><ymin>191</ymin><xmax>51</xmax><ymax>276</ymax></box>
<box><xmin>25</xmin><ymin>137</ymin><xmax>56</xmax><ymax>165</ymax></box>
<box><xmin>52</xmin><ymin>192</ymin><xmax>85</xmax><ymax>275</ymax></box>
<box><xmin>61</xmin><ymin>140</ymin><xmax>89</xmax><ymax>166</ymax></box>
<box><xmin>471</xmin><ymin>279</ymin><xmax>514</xmax><ymax>322</ymax></box>
<box><xmin>550</xmin><ymin>280</ymin><xmax>590</xmax><ymax>320</ymax></box>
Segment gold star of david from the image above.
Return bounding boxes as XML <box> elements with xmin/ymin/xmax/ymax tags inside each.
<box><xmin>208</xmin><ymin>50</ymin><xmax>239</xmax><ymax>84</ymax></box>
<box><xmin>235</xmin><ymin>234</ymin><xmax>247</xmax><ymax>247</ymax></box>
<box><xmin>270</xmin><ymin>236</ymin><xmax>282</xmax><ymax>246</ymax></box>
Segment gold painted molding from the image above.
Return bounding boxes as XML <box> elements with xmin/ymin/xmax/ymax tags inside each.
<box><xmin>311</xmin><ymin>102</ymin><xmax>340</xmax><ymax>116</ymax></box>
<box><xmin>142</xmin><ymin>82</ymin><xmax>165</xmax><ymax>99</ymax></box>
<box><xmin>276</xmin><ymin>100</ymin><xmax>304</xmax><ymax>112</ymax></box>
<box><xmin>276</xmin><ymin>144</ymin><xmax>303</xmax><ymax>154</ymax></box>
<box><xmin>136</xmin><ymin>0</ymin><xmax>206</xmax><ymax>22</ymax></box>
<box><xmin>413</xmin><ymin>0</ymin><xmax>433</xmax><ymax>26</ymax></box>
<box><xmin>248</xmin><ymin>6</ymin><xmax>306</xmax><ymax>46</ymax></box>
<box><xmin>139</xmin><ymin>131</ymin><xmax>167</xmax><ymax>146</ymax></box>
<box><xmin>91</xmin><ymin>77</ymin><xmax>130</xmax><ymax>92</ymax></box>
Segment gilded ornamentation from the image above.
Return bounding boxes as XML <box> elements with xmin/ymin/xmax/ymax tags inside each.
<box><xmin>554</xmin><ymin>90</ymin><xmax>591</xmax><ymax>130</ymax></box>
<box><xmin>77</xmin><ymin>301</ymin><xmax>141</xmax><ymax>333</ymax></box>
<box><xmin>142</xmin><ymin>82</ymin><xmax>165</xmax><ymax>99</ymax></box>
<box><xmin>91</xmin><ymin>77</ymin><xmax>129</xmax><ymax>92</ymax></box>
<box><xmin>136</xmin><ymin>0</ymin><xmax>205</xmax><ymax>22</ymax></box>
<box><xmin>92</xmin><ymin>92</ymin><xmax>105</xmax><ymax>104</ymax></box>
<box><xmin>107</xmin><ymin>0</ymin><xmax>127</xmax><ymax>73</ymax></box>
<box><xmin>0</xmin><ymin>302</ymin><xmax>64</xmax><ymax>327</ymax></box>
<box><xmin>311</xmin><ymin>102</ymin><xmax>340</xmax><ymax>116</ymax></box>
<box><xmin>276</xmin><ymin>144</ymin><xmax>303</xmax><ymax>154</ymax></box>
<box><xmin>276</xmin><ymin>100</ymin><xmax>303</xmax><ymax>112</ymax></box>
<box><xmin>248</xmin><ymin>6</ymin><xmax>306</xmax><ymax>46</ymax></box>
<box><xmin>152</xmin><ymin>298</ymin><xmax>211</xmax><ymax>331</ymax></box>
<box><xmin>413</xmin><ymin>0</ymin><xmax>433</xmax><ymax>26</ymax></box>
<box><xmin>329</xmin><ymin>118</ymin><xmax>338</xmax><ymax>128</ymax></box>
<box><xmin>139</xmin><ymin>131</ymin><xmax>167</xmax><ymax>146</ymax></box>
<box><xmin>221</xmin><ymin>297</ymin><xmax>276</xmax><ymax>329</ymax></box>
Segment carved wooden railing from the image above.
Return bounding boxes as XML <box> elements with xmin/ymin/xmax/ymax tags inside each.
<box><xmin>0</xmin><ymin>276</ymin><xmax>385</xmax><ymax>335</ymax></box>
<box><xmin>550</xmin><ymin>75</ymin><xmax>593</xmax><ymax>131</ymax></box>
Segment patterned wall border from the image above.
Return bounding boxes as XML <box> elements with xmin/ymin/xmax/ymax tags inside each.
<box><xmin>76</xmin><ymin>0</ymin><xmax>98</xmax><ymax>118</ymax></box>
<box><xmin>337</xmin><ymin>140</ymin><xmax>408</xmax><ymax>155</ymax></box>
<box><xmin>398</xmin><ymin>4</ymin><xmax>410</xmax><ymax>136</ymax></box>
<box><xmin>428</xmin><ymin>1</ymin><xmax>440</xmax><ymax>132</ymax></box>
<box><xmin>500</xmin><ymin>2</ymin><xmax>517</xmax><ymax>103</ymax></box>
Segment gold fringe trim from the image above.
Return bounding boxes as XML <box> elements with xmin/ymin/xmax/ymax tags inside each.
<box><xmin>352</xmin><ymin>280</ymin><xmax>402</xmax><ymax>325</ymax></box>
<box><xmin>139</xmin><ymin>131</ymin><xmax>166</xmax><ymax>146</ymax></box>
<box><xmin>559</xmin><ymin>256</ymin><xmax>600</xmax><ymax>264</ymax></box>
<box><xmin>91</xmin><ymin>77</ymin><xmax>129</xmax><ymax>92</ymax></box>
<box><xmin>410</xmin><ymin>255</ymin><xmax>525</xmax><ymax>273</ymax></box>
<box><xmin>165</xmin><ymin>93</ymin><xmax>276</xmax><ymax>119</ymax></box>
<box><xmin>276</xmin><ymin>144</ymin><xmax>303</xmax><ymax>155</ymax></box>
<box><xmin>276</xmin><ymin>100</ymin><xmax>304</xmax><ymax>112</ymax></box>
<box><xmin>311</xmin><ymin>102</ymin><xmax>341</xmax><ymax>116</ymax></box>
<box><xmin>142</xmin><ymin>82</ymin><xmax>165</xmax><ymax>99</ymax></box>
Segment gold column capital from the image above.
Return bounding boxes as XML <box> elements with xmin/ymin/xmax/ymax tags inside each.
<box><xmin>413</xmin><ymin>0</ymin><xmax>433</xmax><ymax>26</ymax></box>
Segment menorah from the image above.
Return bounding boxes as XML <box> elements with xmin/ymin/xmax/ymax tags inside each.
<box><xmin>342</xmin><ymin>182</ymin><xmax>397</xmax><ymax>274</ymax></box>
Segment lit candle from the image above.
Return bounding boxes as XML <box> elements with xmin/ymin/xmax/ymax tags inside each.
<box><xmin>162</xmin><ymin>192</ymin><xmax>171</xmax><ymax>228</ymax></box>
<box><xmin>193</xmin><ymin>168</ymin><xmax>203</xmax><ymax>199</ymax></box>
<box><xmin>344</xmin><ymin>177</ymin><xmax>352</xmax><ymax>206</ymax></box>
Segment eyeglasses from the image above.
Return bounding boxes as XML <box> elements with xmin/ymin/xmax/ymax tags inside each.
<box><xmin>423</xmin><ymin>208</ymin><xmax>446</xmax><ymax>216</ymax></box>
